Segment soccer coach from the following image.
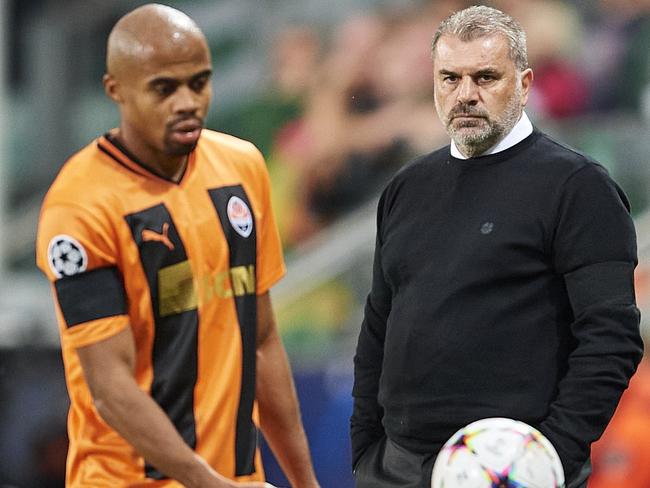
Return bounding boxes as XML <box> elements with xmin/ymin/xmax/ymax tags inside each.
<box><xmin>351</xmin><ymin>5</ymin><xmax>643</xmax><ymax>488</ymax></box>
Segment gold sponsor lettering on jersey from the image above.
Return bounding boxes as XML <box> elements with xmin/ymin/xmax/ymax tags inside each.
<box><xmin>201</xmin><ymin>264</ymin><xmax>256</xmax><ymax>302</ymax></box>
<box><xmin>229</xmin><ymin>265</ymin><xmax>256</xmax><ymax>296</ymax></box>
<box><xmin>158</xmin><ymin>260</ymin><xmax>198</xmax><ymax>317</ymax></box>
<box><xmin>158</xmin><ymin>261</ymin><xmax>256</xmax><ymax>316</ymax></box>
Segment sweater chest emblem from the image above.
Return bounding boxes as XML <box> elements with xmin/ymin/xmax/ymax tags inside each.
<box><xmin>480</xmin><ymin>222</ymin><xmax>495</xmax><ymax>235</ymax></box>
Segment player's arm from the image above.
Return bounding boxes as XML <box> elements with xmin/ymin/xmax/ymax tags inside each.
<box><xmin>255</xmin><ymin>291</ymin><xmax>320</xmax><ymax>488</ymax></box>
<box><xmin>77</xmin><ymin>326</ymin><xmax>273</xmax><ymax>488</ymax></box>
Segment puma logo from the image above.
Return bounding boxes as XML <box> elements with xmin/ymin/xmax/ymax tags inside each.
<box><xmin>142</xmin><ymin>222</ymin><xmax>175</xmax><ymax>251</ymax></box>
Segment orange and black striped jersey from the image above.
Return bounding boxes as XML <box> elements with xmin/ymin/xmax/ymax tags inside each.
<box><xmin>36</xmin><ymin>129</ymin><xmax>285</xmax><ymax>487</ymax></box>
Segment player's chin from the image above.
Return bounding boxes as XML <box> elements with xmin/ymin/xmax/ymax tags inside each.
<box><xmin>164</xmin><ymin>140</ymin><xmax>199</xmax><ymax>156</ymax></box>
<box><xmin>164</xmin><ymin>128</ymin><xmax>202</xmax><ymax>156</ymax></box>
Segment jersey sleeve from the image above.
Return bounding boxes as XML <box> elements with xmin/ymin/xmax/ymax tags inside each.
<box><xmin>250</xmin><ymin>150</ymin><xmax>286</xmax><ymax>294</ymax></box>
<box><xmin>36</xmin><ymin>203</ymin><xmax>130</xmax><ymax>348</ymax></box>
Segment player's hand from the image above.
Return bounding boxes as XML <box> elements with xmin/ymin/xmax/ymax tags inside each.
<box><xmin>210</xmin><ymin>477</ymin><xmax>284</xmax><ymax>488</ymax></box>
<box><xmin>216</xmin><ymin>479</ymin><xmax>284</xmax><ymax>488</ymax></box>
<box><xmin>226</xmin><ymin>483</ymin><xmax>282</xmax><ymax>488</ymax></box>
<box><xmin>189</xmin><ymin>456</ymin><xmax>288</xmax><ymax>488</ymax></box>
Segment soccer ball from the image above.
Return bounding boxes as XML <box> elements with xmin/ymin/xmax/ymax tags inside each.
<box><xmin>431</xmin><ymin>417</ymin><xmax>565</xmax><ymax>488</ymax></box>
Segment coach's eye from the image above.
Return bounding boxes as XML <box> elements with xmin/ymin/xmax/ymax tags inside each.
<box><xmin>476</xmin><ymin>73</ymin><xmax>499</xmax><ymax>85</ymax></box>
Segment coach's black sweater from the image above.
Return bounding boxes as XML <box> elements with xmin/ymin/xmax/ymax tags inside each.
<box><xmin>351</xmin><ymin>129</ymin><xmax>643</xmax><ymax>481</ymax></box>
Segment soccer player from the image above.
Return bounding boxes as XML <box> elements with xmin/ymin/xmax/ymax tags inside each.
<box><xmin>351</xmin><ymin>5</ymin><xmax>643</xmax><ymax>488</ymax></box>
<box><xmin>36</xmin><ymin>4</ymin><xmax>320</xmax><ymax>488</ymax></box>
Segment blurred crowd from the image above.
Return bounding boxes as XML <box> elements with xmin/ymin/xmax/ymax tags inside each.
<box><xmin>213</xmin><ymin>0</ymin><xmax>650</xmax><ymax>251</ymax></box>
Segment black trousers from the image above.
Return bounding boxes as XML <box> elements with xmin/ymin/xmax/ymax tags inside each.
<box><xmin>353</xmin><ymin>436</ymin><xmax>589</xmax><ymax>488</ymax></box>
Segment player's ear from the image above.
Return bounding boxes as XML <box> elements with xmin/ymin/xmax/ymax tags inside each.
<box><xmin>103</xmin><ymin>73</ymin><xmax>123</xmax><ymax>103</ymax></box>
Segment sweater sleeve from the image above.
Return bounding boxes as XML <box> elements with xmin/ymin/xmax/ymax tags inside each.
<box><xmin>539</xmin><ymin>163</ymin><xmax>644</xmax><ymax>481</ymax></box>
<box><xmin>350</xmin><ymin>194</ymin><xmax>392</xmax><ymax>469</ymax></box>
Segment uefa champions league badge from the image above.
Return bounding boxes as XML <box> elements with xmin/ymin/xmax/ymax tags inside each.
<box><xmin>47</xmin><ymin>235</ymin><xmax>88</xmax><ymax>278</ymax></box>
<box><xmin>227</xmin><ymin>195</ymin><xmax>253</xmax><ymax>238</ymax></box>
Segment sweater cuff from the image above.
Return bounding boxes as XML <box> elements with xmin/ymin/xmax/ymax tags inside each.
<box><xmin>350</xmin><ymin>396</ymin><xmax>385</xmax><ymax>468</ymax></box>
<box><xmin>536</xmin><ymin>423</ymin><xmax>586</xmax><ymax>483</ymax></box>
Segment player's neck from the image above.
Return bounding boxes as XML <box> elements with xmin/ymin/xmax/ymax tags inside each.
<box><xmin>114</xmin><ymin>129</ymin><xmax>188</xmax><ymax>183</ymax></box>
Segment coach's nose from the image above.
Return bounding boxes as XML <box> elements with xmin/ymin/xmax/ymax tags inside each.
<box><xmin>456</xmin><ymin>75</ymin><xmax>480</xmax><ymax>105</ymax></box>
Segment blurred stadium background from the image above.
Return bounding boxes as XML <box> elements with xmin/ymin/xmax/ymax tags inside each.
<box><xmin>0</xmin><ymin>0</ymin><xmax>649</xmax><ymax>486</ymax></box>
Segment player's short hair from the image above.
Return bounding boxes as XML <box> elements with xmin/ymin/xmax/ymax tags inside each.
<box><xmin>432</xmin><ymin>5</ymin><xmax>528</xmax><ymax>71</ymax></box>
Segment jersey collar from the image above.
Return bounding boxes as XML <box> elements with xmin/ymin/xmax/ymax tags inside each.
<box><xmin>97</xmin><ymin>131</ymin><xmax>196</xmax><ymax>185</ymax></box>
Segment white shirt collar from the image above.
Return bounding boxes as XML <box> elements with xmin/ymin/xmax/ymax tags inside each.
<box><xmin>450</xmin><ymin>111</ymin><xmax>533</xmax><ymax>159</ymax></box>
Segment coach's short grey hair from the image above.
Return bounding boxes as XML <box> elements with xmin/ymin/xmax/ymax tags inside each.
<box><xmin>432</xmin><ymin>5</ymin><xmax>528</xmax><ymax>71</ymax></box>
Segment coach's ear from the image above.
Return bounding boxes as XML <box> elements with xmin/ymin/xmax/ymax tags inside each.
<box><xmin>103</xmin><ymin>73</ymin><xmax>123</xmax><ymax>103</ymax></box>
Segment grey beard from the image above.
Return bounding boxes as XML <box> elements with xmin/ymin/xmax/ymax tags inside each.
<box><xmin>448</xmin><ymin>89</ymin><xmax>523</xmax><ymax>158</ymax></box>
<box><xmin>452</xmin><ymin>125</ymin><xmax>503</xmax><ymax>158</ymax></box>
